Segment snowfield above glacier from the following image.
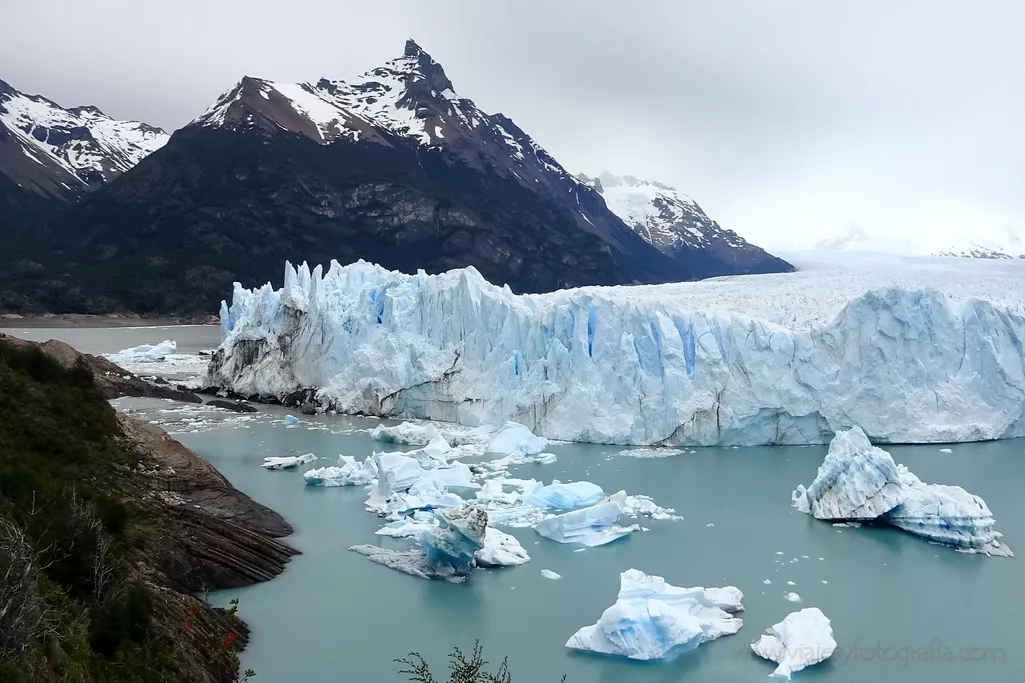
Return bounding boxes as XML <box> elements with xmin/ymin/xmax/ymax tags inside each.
<box><xmin>208</xmin><ymin>252</ymin><xmax>1025</xmax><ymax>446</ymax></box>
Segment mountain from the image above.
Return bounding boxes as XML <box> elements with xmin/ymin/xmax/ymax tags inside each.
<box><xmin>811</xmin><ymin>224</ymin><xmax>1025</xmax><ymax>259</ymax></box>
<box><xmin>0</xmin><ymin>77</ymin><xmax>168</xmax><ymax>199</ymax></box>
<box><xmin>5</xmin><ymin>41</ymin><xmax>792</xmax><ymax>314</ymax></box>
<box><xmin>577</xmin><ymin>172</ymin><xmax>792</xmax><ymax>275</ymax></box>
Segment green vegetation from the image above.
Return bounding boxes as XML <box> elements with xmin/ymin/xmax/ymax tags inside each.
<box><xmin>0</xmin><ymin>340</ymin><xmax>240</xmax><ymax>682</ymax></box>
<box><xmin>399</xmin><ymin>642</ymin><xmax>566</xmax><ymax>683</ymax></box>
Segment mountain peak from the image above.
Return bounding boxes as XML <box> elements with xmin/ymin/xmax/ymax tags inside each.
<box><xmin>404</xmin><ymin>38</ymin><xmax>425</xmax><ymax>58</ymax></box>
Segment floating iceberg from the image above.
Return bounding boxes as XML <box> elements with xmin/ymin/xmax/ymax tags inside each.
<box><xmin>566</xmin><ymin>569</ymin><xmax>743</xmax><ymax>661</ymax></box>
<box><xmin>791</xmin><ymin>427</ymin><xmax>904</xmax><ymax>520</ymax></box>
<box><xmin>351</xmin><ymin>505</ymin><xmax>488</xmax><ymax>582</ymax></box>
<box><xmin>303</xmin><ymin>455</ymin><xmax>378</xmax><ymax>487</ymax></box>
<box><xmin>751</xmin><ymin>607</ymin><xmax>835</xmax><ymax>679</ymax></box>
<box><xmin>282</xmin><ymin>415</ymin><xmax>299</xmax><ymax>426</ymax></box>
<box><xmin>371</xmin><ymin>422</ymin><xmax>439</xmax><ymax>446</ymax></box>
<box><xmin>261</xmin><ymin>453</ymin><xmax>317</xmax><ymax>470</ymax></box>
<box><xmin>475</xmin><ymin>528</ymin><xmax>531</xmax><ymax>567</ymax></box>
<box><xmin>486</xmin><ymin>422</ymin><xmax>549</xmax><ymax>455</ymax></box>
<box><xmin>535</xmin><ymin>491</ymin><xmax>640</xmax><ymax>547</ymax></box>
<box><xmin>884</xmin><ymin>466</ymin><xmax>1013</xmax><ymax>557</ymax></box>
<box><xmin>541</xmin><ymin>569</ymin><xmax>562</xmax><ymax>580</ymax></box>
<box><xmin>793</xmin><ymin>429</ymin><xmax>1013</xmax><ymax>557</ymax></box>
<box><xmin>208</xmin><ymin>259</ymin><xmax>1025</xmax><ymax>446</ymax></box>
<box><xmin>521</xmin><ymin>480</ymin><xmax>605</xmax><ymax>509</ymax></box>
<box><xmin>105</xmin><ymin>340</ymin><xmax>177</xmax><ymax>363</ymax></box>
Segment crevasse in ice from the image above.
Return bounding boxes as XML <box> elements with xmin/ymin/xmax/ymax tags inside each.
<box><xmin>209</xmin><ymin>260</ymin><xmax>1025</xmax><ymax>446</ymax></box>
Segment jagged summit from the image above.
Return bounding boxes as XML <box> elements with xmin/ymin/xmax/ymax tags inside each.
<box><xmin>0</xmin><ymin>77</ymin><xmax>168</xmax><ymax>197</ymax></box>
<box><xmin>578</xmin><ymin>171</ymin><xmax>793</xmax><ymax>275</ymax></box>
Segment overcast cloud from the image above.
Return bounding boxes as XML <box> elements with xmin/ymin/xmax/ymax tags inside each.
<box><xmin>4</xmin><ymin>0</ymin><xmax>1023</xmax><ymax>249</ymax></box>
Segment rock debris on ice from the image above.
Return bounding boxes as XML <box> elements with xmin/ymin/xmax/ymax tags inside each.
<box><xmin>209</xmin><ymin>258</ymin><xmax>1025</xmax><ymax>447</ymax></box>
<box><xmin>566</xmin><ymin>569</ymin><xmax>743</xmax><ymax>661</ymax></box>
<box><xmin>794</xmin><ymin>428</ymin><xmax>1013</xmax><ymax>557</ymax></box>
<box><xmin>751</xmin><ymin>607</ymin><xmax>835</xmax><ymax>679</ymax></box>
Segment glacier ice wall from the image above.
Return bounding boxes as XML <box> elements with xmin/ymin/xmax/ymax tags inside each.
<box><xmin>208</xmin><ymin>260</ymin><xmax>1025</xmax><ymax>446</ymax></box>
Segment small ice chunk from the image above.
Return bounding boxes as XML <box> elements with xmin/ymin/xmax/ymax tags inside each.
<box><xmin>535</xmin><ymin>491</ymin><xmax>639</xmax><ymax>547</ymax></box>
<box><xmin>304</xmin><ymin>456</ymin><xmax>378</xmax><ymax>487</ymax></box>
<box><xmin>751</xmin><ymin>607</ymin><xmax>835</xmax><ymax>679</ymax></box>
<box><xmin>565</xmin><ymin>569</ymin><xmax>744</xmax><ymax>661</ymax></box>
<box><xmin>786</xmin><ymin>581</ymin><xmax>796</xmax><ymax>586</ymax></box>
<box><xmin>775</xmin><ymin>551</ymin><xmax>784</xmax><ymax>555</ymax></box>
<box><xmin>573</xmin><ymin>548</ymin><xmax>586</xmax><ymax>553</ymax></box>
<box><xmin>261</xmin><ymin>453</ymin><xmax>316</xmax><ymax>470</ymax></box>
<box><xmin>475</xmin><ymin>527</ymin><xmax>531</xmax><ymax>567</ymax></box>
<box><xmin>486</xmin><ymin>421</ymin><xmax>548</xmax><ymax>456</ymax></box>
<box><xmin>783</xmin><ymin>592</ymin><xmax>801</xmax><ymax>602</ymax></box>
<box><xmin>763</xmin><ymin>579</ymin><xmax>771</xmax><ymax>584</ymax></box>
<box><xmin>521</xmin><ymin>480</ymin><xmax>604</xmax><ymax>509</ymax></box>
<box><xmin>706</xmin><ymin>523</ymin><xmax>715</xmax><ymax>527</ymax></box>
<box><xmin>282</xmin><ymin>415</ymin><xmax>299</xmax><ymax>426</ymax></box>
<box><xmin>541</xmin><ymin>569</ymin><xmax>562</xmax><ymax>580</ymax></box>
<box><xmin>939</xmin><ymin>448</ymin><xmax>953</xmax><ymax>453</ymax></box>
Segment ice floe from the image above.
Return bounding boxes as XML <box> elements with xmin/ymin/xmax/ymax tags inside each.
<box><xmin>535</xmin><ymin>492</ymin><xmax>640</xmax><ymax>547</ymax></box>
<box><xmin>566</xmin><ymin>569</ymin><xmax>744</xmax><ymax>660</ymax></box>
<box><xmin>751</xmin><ymin>607</ymin><xmax>835</xmax><ymax>679</ymax></box>
<box><xmin>261</xmin><ymin>453</ymin><xmax>317</xmax><ymax>470</ymax></box>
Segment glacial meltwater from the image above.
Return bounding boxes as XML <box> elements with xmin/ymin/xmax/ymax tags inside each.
<box><xmin>11</xmin><ymin>326</ymin><xmax>1025</xmax><ymax>683</ymax></box>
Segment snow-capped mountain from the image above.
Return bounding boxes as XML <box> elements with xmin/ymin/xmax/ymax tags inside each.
<box><xmin>812</xmin><ymin>224</ymin><xmax>1025</xmax><ymax>259</ymax></box>
<box><xmin>11</xmin><ymin>40</ymin><xmax>791</xmax><ymax>314</ymax></box>
<box><xmin>0</xmin><ymin>77</ymin><xmax>168</xmax><ymax>198</ymax></box>
<box><xmin>577</xmin><ymin>172</ymin><xmax>792</xmax><ymax>275</ymax></box>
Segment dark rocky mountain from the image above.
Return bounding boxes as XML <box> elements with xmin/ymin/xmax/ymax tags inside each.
<box><xmin>576</xmin><ymin>172</ymin><xmax>793</xmax><ymax>275</ymax></box>
<box><xmin>2</xmin><ymin>42</ymin><xmax>792</xmax><ymax>314</ymax></box>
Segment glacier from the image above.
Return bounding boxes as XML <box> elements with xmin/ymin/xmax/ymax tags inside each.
<box><xmin>565</xmin><ymin>569</ymin><xmax>744</xmax><ymax>661</ymax></box>
<box><xmin>208</xmin><ymin>258</ymin><xmax>1025</xmax><ymax>446</ymax></box>
<box><xmin>751</xmin><ymin>607</ymin><xmax>836</xmax><ymax>680</ymax></box>
<box><xmin>793</xmin><ymin>428</ymin><xmax>1013</xmax><ymax>557</ymax></box>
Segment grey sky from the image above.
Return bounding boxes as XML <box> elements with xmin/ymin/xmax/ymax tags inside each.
<box><xmin>4</xmin><ymin>0</ymin><xmax>1023</xmax><ymax>249</ymax></box>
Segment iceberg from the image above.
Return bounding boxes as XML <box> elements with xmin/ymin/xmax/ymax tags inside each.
<box><xmin>474</xmin><ymin>527</ymin><xmax>531</xmax><ymax>567</ymax></box>
<box><xmin>520</xmin><ymin>480</ymin><xmax>605</xmax><ymax>509</ymax></box>
<box><xmin>261</xmin><ymin>453</ymin><xmax>317</xmax><ymax>470</ymax></box>
<box><xmin>794</xmin><ymin>429</ymin><xmax>1013</xmax><ymax>556</ymax></box>
<box><xmin>208</xmin><ymin>259</ymin><xmax>1025</xmax><ymax>446</ymax></box>
<box><xmin>884</xmin><ymin>466</ymin><xmax>1013</xmax><ymax>557</ymax></box>
<box><xmin>370</xmin><ymin>422</ymin><xmax>439</xmax><ymax>446</ymax></box>
<box><xmin>751</xmin><ymin>607</ymin><xmax>835</xmax><ymax>679</ymax></box>
<box><xmin>565</xmin><ymin>569</ymin><xmax>744</xmax><ymax>661</ymax></box>
<box><xmin>540</xmin><ymin>569</ymin><xmax>561</xmax><ymax>580</ymax></box>
<box><xmin>351</xmin><ymin>505</ymin><xmax>488</xmax><ymax>582</ymax></box>
<box><xmin>791</xmin><ymin>427</ymin><xmax>904</xmax><ymax>520</ymax></box>
<box><xmin>486</xmin><ymin>422</ymin><xmax>549</xmax><ymax>455</ymax></box>
<box><xmin>535</xmin><ymin>491</ymin><xmax>640</xmax><ymax>547</ymax></box>
<box><xmin>304</xmin><ymin>455</ymin><xmax>378</xmax><ymax>487</ymax></box>
<box><xmin>282</xmin><ymin>415</ymin><xmax>299</xmax><ymax>426</ymax></box>
<box><xmin>105</xmin><ymin>340</ymin><xmax>177</xmax><ymax>363</ymax></box>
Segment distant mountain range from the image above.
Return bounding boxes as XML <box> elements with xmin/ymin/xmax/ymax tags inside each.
<box><xmin>1</xmin><ymin>40</ymin><xmax>791</xmax><ymax>314</ymax></box>
<box><xmin>812</xmin><ymin>224</ymin><xmax>1025</xmax><ymax>259</ymax></box>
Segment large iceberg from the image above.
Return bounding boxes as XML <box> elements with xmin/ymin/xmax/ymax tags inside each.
<box><xmin>261</xmin><ymin>453</ymin><xmax>317</xmax><ymax>470</ymax></box>
<box><xmin>751</xmin><ymin>607</ymin><xmax>836</xmax><ymax>679</ymax></box>
<box><xmin>791</xmin><ymin>427</ymin><xmax>904</xmax><ymax>520</ymax></box>
<box><xmin>208</xmin><ymin>259</ymin><xmax>1025</xmax><ymax>446</ymax></box>
<box><xmin>535</xmin><ymin>491</ymin><xmax>640</xmax><ymax>547</ymax></box>
<box><xmin>520</xmin><ymin>480</ymin><xmax>605</xmax><ymax>509</ymax></box>
<box><xmin>105</xmin><ymin>340</ymin><xmax>177</xmax><ymax>363</ymax></box>
<box><xmin>794</xmin><ymin>429</ymin><xmax>1013</xmax><ymax>557</ymax></box>
<box><xmin>566</xmin><ymin>569</ymin><xmax>743</xmax><ymax>660</ymax></box>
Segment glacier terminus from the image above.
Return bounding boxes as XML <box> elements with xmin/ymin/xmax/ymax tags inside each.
<box><xmin>208</xmin><ymin>254</ymin><xmax>1025</xmax><ymax>447</ymax></box>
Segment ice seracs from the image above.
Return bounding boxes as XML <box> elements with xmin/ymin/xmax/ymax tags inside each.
<box><xmin>209</xmin><ymin>257</ymin><xmax>1025</xmax><ymax>447</ymax></box>
<box><xmin>566</xmin><ymin>569</ymin><xmax>743</xmax><ymax>661</ymax></box>
<box><xmin>794</xmin><ymin>428</ymin><xmax>1013</xmax><ymax>557</ymax></box>
<box><xmin>791</xmin><ymin>427</ymin><xmax>904</xmax><ymax>520</ymax></box>
<box><xmin>751</xmin><ymin>607</ymin><xmax>836</xmax><ymax>679</ymax></box>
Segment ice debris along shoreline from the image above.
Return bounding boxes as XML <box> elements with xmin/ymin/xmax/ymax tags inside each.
<box><xmin>298</xmin><ymin>420</ymin><xmax>679</xmax><ymax>580</ymax></box>
<box><xmin>751</xmin><ymin>607</ymin><xmax>836</xmax><ymax>680</ymax></box>
<box><xmin>566</xmin><ymin>569</ymin><xmax>744</xmax><ymax>661</ymax></box>
<box><xmin>793</xmin><ymin>427</ymin><xmax>1013</xmax><ymax>557</ymax></box>
<box><xmin>208</xmin><ymin>259</ymin><xmax>1025</xmax><ymax>446</ymax></box>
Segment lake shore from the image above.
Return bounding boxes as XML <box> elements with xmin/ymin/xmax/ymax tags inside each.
<box><xmin>0</xmin><ymin>313</ymin><xmax>218</xmax><ymax>328</ymax></box>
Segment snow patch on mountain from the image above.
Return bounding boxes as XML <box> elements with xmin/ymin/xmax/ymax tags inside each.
<box><xmin>0</xmin><ymin>78</ymin><xmax>168</xmax><ymax>192</ymax></box>
<box><xmin>810</xmin><ymin>224</ymin><xmax>1025</xmax><ymax>260</ymax></box>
